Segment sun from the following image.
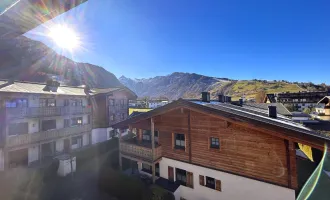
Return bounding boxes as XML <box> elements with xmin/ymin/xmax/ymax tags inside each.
<box><xmin>48</xmin><ymin>24</ymin><xmax>80</xmax><ymax>50</ymax></box>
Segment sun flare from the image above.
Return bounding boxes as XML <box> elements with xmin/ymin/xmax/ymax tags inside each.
<box><xmin>48</xmin><ymin>24</ymin><xmax>80</xmax><ymax>50</ymax></box>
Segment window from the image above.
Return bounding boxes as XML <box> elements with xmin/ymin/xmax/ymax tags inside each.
<box><xmin>143</xmin><ymin>130</ymin><xmax>151</xmax><ymax>141</ymax></box>
<box><xmin>175</xmin><ymin>133</ymin><xmax>185</xmax><ymax>150</ymax></box>
<box><xmin>109</xmin><ymin>130</ymin><xmax>116</xmax><ymax>138</ymax></box>
<box><xmin>142</xmin><ymin>163</ymin><xmax>152</xmax><ymax>173</ymax></box>
<box><xmin>121</xmin><ymin>113</ymin><xmax>125</xmax><ymax>120</ymax></box>
<box><xmin>64</xmin><ymin>99</ymin><xmax>70</xmax><ymax>106</ymax></box>
<box><xmin>72</xmin><ymin>136</ymin><xmax>82</xmax><ymax>148</ymax></box>
<box><xmin>142</xmin><ymin>130</ymin><xmax>159</xmax><ymax>143</ymax></box>
<box><xmin>71</xmin><ymin>99</ymin><xmax>82</xmax><ymax>106</ymax></box>
<box><xmin>110</xmin><ymin>114</ymin><xmax>115</xmax><ymax>121</ymax></box>
<box><xmin>64</xmin><ymin>119</ymin><xmax>70</xmax><ymax>128</ymax></box>
<box><xmin>121</xmin><ymin>99</ymin><xmax>125</xmax><ymax>106</ymax></box>
<box><xmin>176</xmin><ymin>168</ymin><xmax>187</xmax><ymax>186</ymax></box>
<box><xmin>42</xmin><ymin>120</ymin><xmax>56</xmax><ymax>131</ymax></box>
<box><xmin>71</xmin><ymin>117</ymin><xmax>83</xmax><ymax>126</ymax></box>
<box><xmin>210</xmin><ymin>137</ymin><xmax>220</xmax><ymax>149</ymax></box>
<box><xmin>6</xmin><ymin>99</ymin><xmax>28</xmax><ymax>108</ymax></box>
<box><xmin>40</xmin><ymin>99</ymin><xmax>56</xmax><ymax>107</ymax></box>
<box><xmin>109</xmin><ymin>99</ymin><xmax>115</xmax><ymax>106</ymax></box>
<box><xmin>201</xmin><ymin>175</ymin><xmax>221</xmax><ymax>191</ymax></box>
<box><xmin>206</xmin><ymin>176</ymin><xmax>215</xmax><ymax>189</ymax></box>
<box><xmin>8</xmin><ymin>123</ymin><xmax>28</xmax><ymax>135</ymax></box>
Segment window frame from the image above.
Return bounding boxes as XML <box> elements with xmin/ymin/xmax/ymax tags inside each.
<box><xmin>174</xmin><ymin>133</ymin><xmax>185</xmax><ymax>150</ymax></box>
<box><xmin>210</xmin><ymin>137</ymin><xmax>220</xmax><ymax>149</ymax></box>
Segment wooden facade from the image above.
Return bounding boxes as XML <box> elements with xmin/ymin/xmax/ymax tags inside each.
<box><xmin>117</xmin><ymin>107</ymin><xmax>299</xmax><ymax>189</ymax></box>
<box><xmin>92</xmin><ymin>89</ymin><xmax>136</xmax><ymax>128</ymax></box>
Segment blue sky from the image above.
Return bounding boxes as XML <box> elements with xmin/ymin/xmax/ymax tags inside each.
<box><xmin>26</xmin><ymin>0</ymin><xmax>330</xmax><ymax>84</ymax></box>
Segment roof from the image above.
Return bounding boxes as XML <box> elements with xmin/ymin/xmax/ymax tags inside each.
<box><xmin>128</xmin><ymin>111</ymin><xmax>144</xmax><ymax>118</ymax></box>
<box><xmin>89</xmin><ymin>87</ymin><xmax>137</xmax><ymax>99</ymax></box>
<box><xmin>265</xmin><ymin>94</ymin><xmax>277</xmax><ymax>103</ymax></box>
<box><xmin>0</xmin><ymin>81</ymin><xmax>88</xmax><ymax>96</ymax></box>
<box><xmin>244</xmin><ymin>103</ymin><xmax>292</xmax><ymax>116</ymax></box>
<box><xmin>0</xmin><ymin>80</ymin><xmax>137</xmax><ymax>98</ymax></box>
<box><xmin>318</xmin><ymin>96</ymin><xmax>330</xmax><ymax>104</ymax></box>
<box><xmin>113</xmin><ymin>98</ymin><xmax>330</xmax><ymax>144</ymax></box>
<box><xmin>89</xmin><ymin>88</ymin><xmax>121</xmax><ymax>94</ymax></box>
<box><xmin>291</xmin><ymin>112</ymin><xmax>311</xmax><ymax>118</ymax></box>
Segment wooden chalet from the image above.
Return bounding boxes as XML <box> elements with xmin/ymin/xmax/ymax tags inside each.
<box><xmin>112</xmin><ymin>93</ymin><xmax>330</xmax><ymax>200</ymax></box>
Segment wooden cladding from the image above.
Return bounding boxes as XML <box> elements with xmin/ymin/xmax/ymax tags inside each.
<box><xmin>199</xmin><ymin>175</ymin><xmax>205</xmax><ymax>186</ymax></box>
<box><xmin>215</xmin><ymin>180</ymin><xmax>221</xmax><ymax>191</ymax></box>
<box><xmin>120</xmin><ymin>141</ymin><xmax>162</xmax><ymax>162</ymax></box>
<box><xmin>128</xmin><ymin>107</ymin><xmax>296</xmax><ymax>188</ymax></box>
<box><xmin>186</xmin><ymin>172</ymin><xmax>194</xmax><ymax>188</ymax></box>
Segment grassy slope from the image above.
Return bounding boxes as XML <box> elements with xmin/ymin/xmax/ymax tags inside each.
<box><xmin>227</xmin><ymin>80</ymin><xmax>304</xmax><ymax>100</ymax></box>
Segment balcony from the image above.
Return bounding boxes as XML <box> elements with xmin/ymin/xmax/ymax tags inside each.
<box><xmin>120</xmin><ymin>138</ymin><xmax>162</xmax><ymax>163</ymax></box>
<box><xmin>109</xmin><ymin>105</ymin><xmax>127</xmax><ymax>112</ymax></box>
<box><xmin>5</xmin><ymin>106</ymin><xmax>92</xmax><ymax>119</ymax></box>
<box><xmin>6</xmin><ymin>124</ymin><xmax>92</xmax><ymax>148</ymax></box>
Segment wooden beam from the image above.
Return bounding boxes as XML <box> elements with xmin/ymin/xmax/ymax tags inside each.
<box><xmin>188</xmin><ymin>110</ymin><xmax>192</xmax><ymax>163</ymax></box>
<box><xmin>118</xmin><ymin>128</ymin><xmax>122</xmax><ymax>170</ymax></box>
<box><xmin>151</xmin><ymin>117</ymin><xmax>156</xmax><ymax>183</ymax></box>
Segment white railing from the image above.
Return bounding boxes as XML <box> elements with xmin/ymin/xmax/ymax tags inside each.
<box><xmin>6</xmin><ymin>124</ymin><xmax>92</xmax><ymax>147</ymax></box>
<box><xmin>6</xmin><ymin>106</ymin><xmax>91</xmax><ymax>118</ymax></box>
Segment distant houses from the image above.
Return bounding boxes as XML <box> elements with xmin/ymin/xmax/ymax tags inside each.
<box><xmin>264</xmin><ymin>91</ymin><xmax>330</xmax><ymax>112</ymax></box>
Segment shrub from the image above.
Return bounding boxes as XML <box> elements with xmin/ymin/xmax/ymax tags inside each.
<box><xmin>99</xmin><ymin>167</ymin><xmax>148</xmax><ymax>200</ymax></box>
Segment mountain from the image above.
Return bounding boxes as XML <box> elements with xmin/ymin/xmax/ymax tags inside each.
<box><xmin>119</xmin><ymin>73</ymin><xmax>329</xmax><ymax>100</ymax></box>
<box><xmin>119</xmin><ymin>73</ymin><xmax>233</xmax><ymax>100</ymax></box>
<box><xmin>0</xmin><ymin>34</ymin><xmax>122</xmax><ymax>88</ymax></box>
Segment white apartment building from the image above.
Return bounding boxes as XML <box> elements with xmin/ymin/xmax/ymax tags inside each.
<box><xmin>0</xmin><ymin>80</ymin><xmax>92</xmax><ymax>170</ymax></box>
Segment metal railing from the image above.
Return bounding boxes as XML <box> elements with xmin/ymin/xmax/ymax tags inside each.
<box><xmin>120</xmin><ymin>141</ymin><xmax>162</xmax><ymax>162</ymax></box>
<box><xmin>5</xmin><ymin>106</ymin><xmax>91</xmax><ymax>118</ymax></box>
<box><xmin>6</xmin><ymin>124</ymin><xmax>92</xmax><ymax>147</ymax></box>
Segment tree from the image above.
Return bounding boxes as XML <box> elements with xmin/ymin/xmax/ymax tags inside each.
<box><xmin>303</xmin><ymin>108</ymin><xmax>311</xmax><ymax>114</ymax></box>
<box><xmin>255</xmin><ymin>90</ymin><xmax>266</xmax><ymax>103</ymax></box>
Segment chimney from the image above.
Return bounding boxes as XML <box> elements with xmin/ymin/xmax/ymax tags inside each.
<box><xmin>218</xmin><ymin>94</ymin><xmax>224</xmax><ymax>103</ymax></box>
<box><xmin>268</xmin><ymin>106</ymin><xmax>277</xmax><ymax>118</ymax></box>
<box><xmin>225</xmin><ymin>96</ymin><xmax>231</xmax><ymax>103</ymax></box>
<box><xmin>202</xmin><ymin>92</ymin><xmax>210</xmax><ymax>103</ymax></box>
<box><xmin>44</xmin><ymin>79</ymin><xmax>60</xmax><ymax>92</ymax></box>
<box><xmin>239</xmin><ymin>98</ymin><xmax>243</xmax><ymax>106</ymax></box>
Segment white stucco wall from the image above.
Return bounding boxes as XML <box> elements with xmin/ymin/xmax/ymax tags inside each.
<box><xmin>159</xmin><ymin>158</ymin><xmax>295</xmax><ymax>200</ymax></box>
<box><xmin>28</xmin><ymin>145</ymin><xmax>39</xmax><ymax>164</ymax></box>
<box><xmin>28</xmin><ymin>119</ymin><xmax>39</xmax><ymax>133</ymax></box>
<box><xmin>56</xmin><ymin>139</ymin><xmax>64</xmax><ymax>153</ymax></box>
<box><xmin>56</xmin><ymin>118</ymin><xmax>64</xmax><ymax>129</ymax></box>
<box><xmin>83</xmin><ymin>133</ymin><xmax>89</xmax><ymax>146</ymax></box>
<box><xmin>91</xmin><ymin>128</ymin><xmax>108</xmax><ymax>144</ymax></box>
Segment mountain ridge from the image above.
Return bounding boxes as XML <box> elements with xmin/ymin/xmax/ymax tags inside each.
<box><xmin>119</xmin><ymin>73</ymin><xmax>329</xmax><ymax>100</ymax></box>
<box><xmin>0</xmin><ymin>34</ymin><xmax>123</xmax><ymax>88</ymax></box>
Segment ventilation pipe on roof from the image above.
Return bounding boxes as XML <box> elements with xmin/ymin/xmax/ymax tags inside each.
<box><xmin>225</xmin><ymin>96</ymin><xmax>231</xmax><ymax>103</ymax></box>
<box><xmin>218</xmin><ymin>94</ymin><xmax>224</xmax><ymax>103</ymax></box>
<box><xmin>239</xmin><ymin>98</ymin><xmax>243</xmax><ymax>106</ymax></box>
<box><xmin>268</xmin><ymin>106</ymin><xmax>277</xmax><ymax>118</ymax></box>
<box><xmin>202</xmin><ymin>92</ymin><xmax>210</xmax><ymax>103</ymax></box>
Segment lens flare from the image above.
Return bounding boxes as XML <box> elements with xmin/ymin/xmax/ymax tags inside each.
<box><xmin>48</xmin><ymin>24</ymin><xmax>80</xmax><ymax>50</ymax></box>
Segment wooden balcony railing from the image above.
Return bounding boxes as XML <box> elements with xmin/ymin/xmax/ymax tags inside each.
<box><xmin>6</xmin><ymin>106</ymin><xmax>91</xmax><ymax>118</ymax></box>
<box><xmin>6</xmin><ymin>124</ymin><xmax>92</xmax><ymax>147</ymax></box>
<box><xmin>120</xmin><ymin>141</ymin><xmax>162</xmax><ymax>162</ymax></box>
